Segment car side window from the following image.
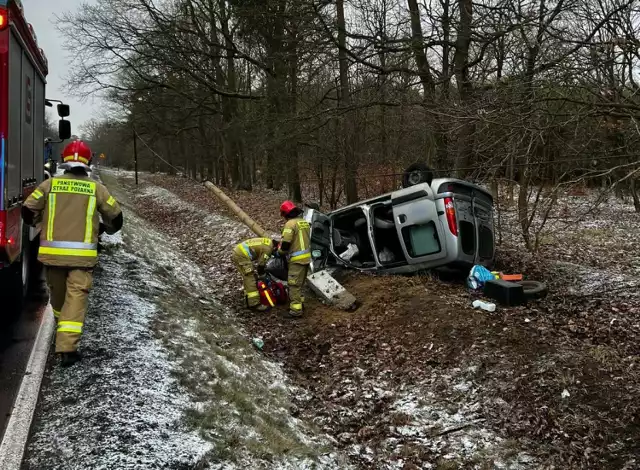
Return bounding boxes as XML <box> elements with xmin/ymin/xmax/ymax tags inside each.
<box><xmin>401</xmin><ymin>222</ymin><xmax>441</xmax><ymax>258</ymax></box>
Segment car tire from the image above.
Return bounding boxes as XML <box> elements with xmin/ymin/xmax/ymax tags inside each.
<box><xmin>402</xmin><ymin>162</ymin><xmax>434</xmax><ymax>188</ymax></box>
<box><xmin>517</xmin><ymin>280</ymin><xmax>548</xmax><ymax>300</ymax></box>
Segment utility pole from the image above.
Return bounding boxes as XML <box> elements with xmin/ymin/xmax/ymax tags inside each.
<box><xmin>133</xmin><ymin>126</ymin><xmax>138</xmax><ymax>185</ymax></box>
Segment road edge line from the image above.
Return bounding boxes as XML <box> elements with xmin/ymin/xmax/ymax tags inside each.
<box><xmin>0</xmin><ymin>303</ymin><xmax>54</xmax><ymax>470</ymax></box>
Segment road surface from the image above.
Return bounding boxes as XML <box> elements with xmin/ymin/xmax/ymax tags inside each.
<box><xmin>0</xmin><ymin>278</ymin><xmax>47</xmax><ymax>444</ymax></box>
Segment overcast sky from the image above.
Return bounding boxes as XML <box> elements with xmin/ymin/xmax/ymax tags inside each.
<box><xmin>26</xmin><ymin>0</ymin><xmax>100</xmax><ymax>133</ymax></box>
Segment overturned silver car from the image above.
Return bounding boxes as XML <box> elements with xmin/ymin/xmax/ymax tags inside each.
<box><xmin>304</xmin><ymin>178</ymin><xmax>495</xmax><ymax>274</ymax></box>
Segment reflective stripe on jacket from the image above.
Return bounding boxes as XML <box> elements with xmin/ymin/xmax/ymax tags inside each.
<box><xmin>233</xmin><ymin>238</ymin><xmax>274</xmax><ymax>266</ymax></box>
<box><xmin>279</xmin><ymin>218</ymin><xmax>311</xmax><ymax>265</ymax></box>
<box><xmin>23</xmin><ymin>174</ymin><xmax>122</xmax><ymax>268</ymax></box>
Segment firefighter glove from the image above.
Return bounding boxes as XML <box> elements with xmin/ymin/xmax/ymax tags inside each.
<box><xmin>257</xmin><ymin>264</ymin><xmax>266</xmax><ymax>275</ymax></box>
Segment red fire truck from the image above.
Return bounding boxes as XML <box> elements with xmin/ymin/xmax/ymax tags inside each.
<box><xmin>0</xmin><ymin>0</ymin><xmax>71</xmax><ymax>306</ymax></box>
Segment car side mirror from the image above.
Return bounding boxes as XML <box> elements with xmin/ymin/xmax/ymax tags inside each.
<box><xmin>57</xmin><ymin>104</ymin><xmax>70</xmax><ymax>118</ymax></box>
<box><xmin>59</xmin><ymin>120</ymin><xmax>71</xmax><ymax>140</ymax></box>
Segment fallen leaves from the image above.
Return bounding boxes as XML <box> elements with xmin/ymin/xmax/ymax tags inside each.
<box><xmin>120</xmin><ymin>172</ymin><xmax>640</xmax><ymax>469</ymax></box>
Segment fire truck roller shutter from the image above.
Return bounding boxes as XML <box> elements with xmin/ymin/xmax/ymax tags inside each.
<box><xmin>8</xmin><ymin>30</ymin><xmax>22</xmax><ymax>198</ymax></box>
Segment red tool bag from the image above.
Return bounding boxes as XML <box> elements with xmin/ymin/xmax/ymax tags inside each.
<box><xmin>257</xmin><ymin>276</ymin><xmax>288</xmax><ymax>308</ymax></box>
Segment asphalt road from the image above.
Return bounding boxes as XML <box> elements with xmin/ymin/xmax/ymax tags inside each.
<box><xmin>0</xmin><ymin>277</ymin><xmax>48</xmax><ymax>445</ymax></box>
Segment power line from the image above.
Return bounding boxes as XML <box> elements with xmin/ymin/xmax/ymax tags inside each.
<box><xmin>296</xmin><ymin>156</ymin><xmax>640</xmax><ymax>184</ymax></box>
<box><xmin>134</xmin><ymin>130</ymin><xmax>198</xmax><ymax>182</ymax></box>
<box><xmin>129</xmin><ymin>130</ymin><xmax>639</xmax><ymax>187</ymax></box>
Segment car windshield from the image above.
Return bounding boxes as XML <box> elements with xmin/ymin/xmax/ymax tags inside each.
<box><xmin>402</xmin><ymin>222</ymin><xmax>441</xmax><ymax>257</ymax></box>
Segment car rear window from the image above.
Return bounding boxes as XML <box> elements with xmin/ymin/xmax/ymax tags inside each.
<box><xmin>402</xmin><ymin>222</ymin><xmax>441</xmax><ymax>258</ymax></box>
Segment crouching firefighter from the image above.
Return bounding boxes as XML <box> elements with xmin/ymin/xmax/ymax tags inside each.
<box><xmin>22</xmin><ymin>140</ymin><xmax>123</xmax><ymax>367</ymax></box>
<box><xmin>278</xmin><ymin>201</ymin><xmax>311</xmax><ymax>318</ymax></box>
<box><xmin>232</xmin><ymin>238</ymin><xmax>280</xmax><ymax>311</ymax></box>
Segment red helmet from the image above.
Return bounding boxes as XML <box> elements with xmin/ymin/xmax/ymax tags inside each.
<box><xmin>280</xmin><ymin>200</ymin><xmax>297</xmax><ymax>218</ymax></box>
<box><xmin>62</xmin><ymin>140</ymin><xmax>92</xmax><ymax>169</ymax></box>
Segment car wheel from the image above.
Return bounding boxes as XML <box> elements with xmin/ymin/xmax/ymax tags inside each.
<box><xmin>517</xmin><ymin>280</ymin><xmax>548</xmax><ymax>300</ymax></box>
<box><xmin>402</xmin><ymin>162</ymin><xmax>434</xmax><ymax>188</ymax></box>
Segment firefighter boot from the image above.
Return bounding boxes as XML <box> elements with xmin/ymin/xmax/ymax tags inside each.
<box><xmin>283</xmin><ymin>309</ymin><xmax>303</xmax><ymax>319</ymax></box>
<box><xmin>59</xmin><ymin>351</ymin><xmax>81</xmax><ymax>367</ymax></box>
<box><xmin>245</xmin><ymin>292</ymin><xmax>268</xmax><ymax>312</ymax></box>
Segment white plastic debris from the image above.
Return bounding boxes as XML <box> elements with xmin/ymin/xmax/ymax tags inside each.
<box><xmin>472</xmin><ymin>300</ymin><xmax>496</xmax><ymax>312</ymax></box>
<box><xmin>561</xmin><ymin>389</ymin><xmax>570</xmax><ymax>399</ymax></box>
<box><xmin>339</xmin><ymin>243</ymin><xmax>359</xmax><ymax>262</ymax></box>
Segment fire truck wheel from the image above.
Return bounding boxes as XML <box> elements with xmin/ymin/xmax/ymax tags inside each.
<box><xmin>18</xmin><ymin>231</ymin><xmax>31</xmax><ymax>300</ymax></box>
<box><xmin>1</xmin><ymin>244</ymin><xmax>28</xmax><ymax>312</ymax></box>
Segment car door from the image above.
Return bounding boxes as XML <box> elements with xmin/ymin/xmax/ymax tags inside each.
<box><xmin>471</xmin><ymin>190</ymin><xmax>495</xmax><ymax>264</ymax></box>
<box><xmin>391</xmin><ymin>184</ymin><xmax>448</xmax><ymax>265</ymax></box>
<box><xmin>303</xmin><ymin>207</ymin><xmax>332</xmax><ymax>272</ymax></box>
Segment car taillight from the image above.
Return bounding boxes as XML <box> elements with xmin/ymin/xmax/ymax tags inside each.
<box><xmin>444</xmin><ymin>197</ymin><xmax>458</xmax><ymax>236</ymax></box>
<box><xmin>0</xmin><ymin>210</ymin><xmax>6</xmax><ymax>247</ymax></box>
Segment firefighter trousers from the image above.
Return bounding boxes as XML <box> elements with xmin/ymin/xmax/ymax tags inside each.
<box><xmin>46</xmin><ymin>267</ymin><xmax>93</xmax><ymax>353</ymax></box>
<box><xmin>288</xmin><ymin>263</ymin><xmax>308</xmax><ymax>313</ymax></box>
<box><xmin>231</xmin><ymin>253</ymin><xmax>259</xmax><ymax>307</ymax></box>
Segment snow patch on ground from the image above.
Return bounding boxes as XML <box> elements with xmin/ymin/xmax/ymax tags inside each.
<box><xmin>139</xmin><ymin>184</ymin><xmax>280</xmax><ymax>239</ymax></box>
<box><xmin>553</xmin><ymin>261</ymin><xmax>633</xmax><ymax>296</ymax></box>
<box><xmin>26</xmin><ymin>233</ymin><xmax>211</xmax><ymax>470</ymax></box>
<box><xmin>121</xmin><ymin>209</ymin><xmax>348</xmax><ymax>468</ymax></box>
<box><xmin>382</xmin><ymin>386</ymin><xmax>534</xmax><ymax>469</ymax></box>
<box><xmin>498</xmin><ymin>189</ymin><xmax>640</xmax><ymax>295</ymax></box>
<box><xmin>112</xmin><ymin>175</ymin><xmax>348</xmax><ymax>467</ymax></box>
<box><xmin>331</xmin><ymin>367</ymin><xmax>536</xmax><ymax>469</ymax></box>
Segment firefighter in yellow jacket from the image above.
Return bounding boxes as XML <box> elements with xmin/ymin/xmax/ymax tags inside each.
<box><xmin>22</xmin><ymin>140</ymin><xmax>123</xmax><ymax>367</ymax></box>
<box><xmin>232</xmin><ymin>237</ymin><xmax>279</xmax><ymax>311</ymax></box>
<box><xmin>278</xmin><ymin>201</ymin><xmax>311</xmax><ymax>318</ymax></box>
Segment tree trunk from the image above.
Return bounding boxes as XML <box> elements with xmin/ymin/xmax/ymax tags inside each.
<box><xmin>407</xmin><ymin>0</ymin><xmax>447</xmax><ymax>167</ymax></box>
<box><xmin>378</xmin><ymin>49</ymin><xmax>389</xmax><ymax>174</ymax></box>
<box><xmin>453</xmin><ymin>0</ymin><xmax>474</xmax><ymax>176</ymax></box>
<box><xmin>219</xmin><ymin>0</ymin><xmax>244</xmax><ymax>189</ymax></box>
<box><xmin>441</xmin><ymin>0</ymin><xmax>451</xmax><ymax>98</ymax></box>
<box><xmin>518</xmin><ymin>170</ymin><xmax>532</xmax><ymax>251</ymax></box>
<box><xmin>287</xmin><ymin>32</ymin><xmax>302</xmax><ymax>202</ymax></box>
<box><xmin>631</xmin><ymin>176</ymin><xmax>640</xmax><ymax>213</ymax></box>
<box><xmin>337</xmin><ymin>0</ymin><xmax>358</xmax><ymax>204</ymax></box>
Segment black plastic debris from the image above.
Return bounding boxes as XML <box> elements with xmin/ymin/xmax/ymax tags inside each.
<box><xmin>483</xmin><ymin>279</ymin><xmax>526</xmax><ymax>306</ymax></box>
